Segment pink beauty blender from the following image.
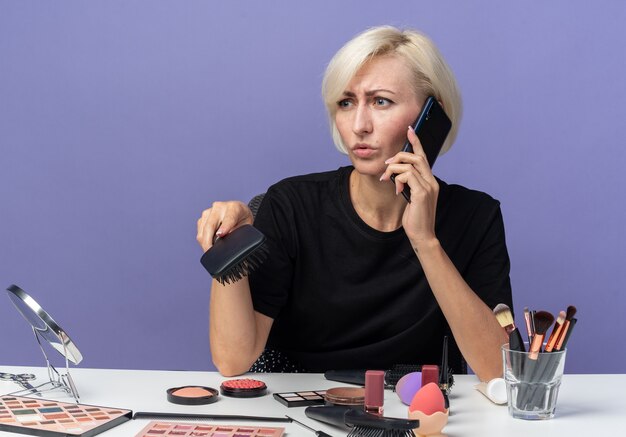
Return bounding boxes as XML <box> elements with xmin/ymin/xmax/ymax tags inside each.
<box><xmin>408</xmin><ymin>383</ymin><xmax>448</xmax><ymax>437</ymax></box>
<box><xmin>410</xmin><ymin>382</ymin><xmax>446</xmax><ymax>415</ymax></box>
<box><xmin>396</xmin><ymin>372</ymin><xmax>422</xmax><ymax>405</ymax></box>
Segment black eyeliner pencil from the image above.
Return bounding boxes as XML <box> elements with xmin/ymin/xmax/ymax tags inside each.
<box><xmin>439</xmin><ymin>336</ymin><xmax>450</xmax><ymax>409</ymax></box>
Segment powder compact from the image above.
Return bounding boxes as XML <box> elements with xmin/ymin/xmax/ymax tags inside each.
<box><xmin>324</xmin><ymin>386</ymin><xmax>366</xmax><ymax>406</ymax></box>
<box><xmin>166</xmin><ymin>386</ymin><xmax>219</xmax><ymax>405</ymax></box>
<box><xmin>220</xmin><ymin>379</ymin><xmax>267</xmax><ymax>398</ymax></box>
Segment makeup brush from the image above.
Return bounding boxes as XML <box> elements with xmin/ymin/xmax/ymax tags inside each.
<box><xmin>544</xmin><ymin>311</ymin><xmax>566</xmax><ymax>352</ymax></box>
<box><xmin>305</xmin><ymin>406</ymin><xmax>418</xmax><ymax>437</ymax></box>
<box><xmin>523</xmin><ymin>307</ymin><xmax>534</xmax><ymax>343</ymax></box>
<box><xmin>286</xmin><ymin>415</ymin><xmax>333</xmax><ymax>437</ymax></box>
<box><xmin>493</xmin><ymin>303</ymin><xmax>525</xmax><ymax>352</ymax></box>
<box><xmin>133</xmin><ymin>411</ymin><xmax>290</xmax><ymax>422</ymax></box>
<box><xmin>559</xmin><ymin>317</ymin><xmax>577</xmax><ymax>350</ymax></box>
<box><xmin>200</xmin><ymin>224</ymin><xmax>269</xmax><ymax>285</ymax></box>
<box><xmin>555</xmin><ymin>305</ymin><xmax>577</xmax><ymax>351</ymax></box>
<box><xmin>528</xmin><ymin>311</ymin><xmax>554</xmax><ymax>359</ymax></box>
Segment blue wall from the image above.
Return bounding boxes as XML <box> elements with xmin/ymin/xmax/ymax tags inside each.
<box><xmin>1</xmin><ymin>1</ymin><xmax>624</xmax><ymax>373</ymax></box>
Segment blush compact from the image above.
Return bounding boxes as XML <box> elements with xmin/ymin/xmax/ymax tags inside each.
<box><xmin>220</xmin><ymin>378</ymin><xmax>267</xmax><ymax>398</ymax></box>
<box><xmin>166</xmin><ymin>385</ymin><xmax>219</xmax><ymax>405</ymax></box>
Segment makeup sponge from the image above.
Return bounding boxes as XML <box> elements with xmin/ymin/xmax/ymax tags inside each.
<box><xmin>409</xmin><ymin>383</ymin><xmax>446</xmax><ymax>416</ymax></box>
<box><xmin>408</xmin><ymin>383</ymin><xmax>448</xmax><ymax>437</ymax></box>
<box><xmin>396</xmin><ymin>372</ymin><xmax>422</xmax><ymax>405</ymax></box>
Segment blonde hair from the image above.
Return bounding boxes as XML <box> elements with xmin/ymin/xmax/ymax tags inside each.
<box><xmin>322</xmin><ymin>26</ymin><xmax>462</xmax><ymax>155</ymax></box>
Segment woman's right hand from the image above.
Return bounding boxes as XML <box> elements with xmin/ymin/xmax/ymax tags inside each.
<box><xmin>196</xmin><ymin>201</ymin><xmax>254</xmax><ymax>252</ymax></box>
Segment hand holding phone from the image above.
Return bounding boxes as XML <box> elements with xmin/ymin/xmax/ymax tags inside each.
<box><xmin>390</xmin><ymin>96</ymin><xmax>452</xmax><ymax>202</ymax></box>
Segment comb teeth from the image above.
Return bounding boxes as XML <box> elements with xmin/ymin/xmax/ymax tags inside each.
<box><xmin>348</xmin><ymin>427</ymin><xmax>416</xmax><ymax>437</ymax></box>
<box><xmin>215</xmin><ymin>244</ymin><xmax>269</xmax><ymax>285</ymax></box>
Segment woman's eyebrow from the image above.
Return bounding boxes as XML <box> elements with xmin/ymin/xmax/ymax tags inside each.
<box><xmin>342</xmin><ymin>88</ymin><xmax>397</xmax><ymax>97</ymax></box>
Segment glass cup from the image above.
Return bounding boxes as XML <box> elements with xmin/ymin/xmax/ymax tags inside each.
<box><xmin>502</xmin><ymin>343</ymin><xmax>567</xmax><ymax>420</ymax></box>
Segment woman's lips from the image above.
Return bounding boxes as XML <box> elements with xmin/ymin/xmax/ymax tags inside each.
<box><xmin>352</xmin><ymin>144</ymin><xmax>376</xmax><ymax>158</ymax></box>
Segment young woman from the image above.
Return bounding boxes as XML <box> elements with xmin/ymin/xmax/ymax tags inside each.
<box><xmin>197</xmin><ymin>26</ymin><xmax>512</xmax><ymax>380</ymax></box>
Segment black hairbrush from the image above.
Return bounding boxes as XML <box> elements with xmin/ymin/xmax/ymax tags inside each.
<box><xmin>305</xmin><ymin>406</ymin><xmax>418</xmax><ymax>437</ymax></box>
<box><xmin>200</xmin><ymin>224</ymin><xmax>268</xmax><ymax>285</ymax></box>
<box><xmin>325</xmin><ymin>364</ymin><xmax>454</xmax><ymax>391</ymax></box>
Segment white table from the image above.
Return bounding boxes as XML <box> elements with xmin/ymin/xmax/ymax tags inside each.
<box><xmin>1</xmin><ymin>366</ymin><xmax>624</xmax><ymax>436</ymax></box>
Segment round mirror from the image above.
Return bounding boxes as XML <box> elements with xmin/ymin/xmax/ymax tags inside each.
<box><xmin>7</xmin><ymin>284</ymin><xmax>83</xmax><ymax>365</ymax></box>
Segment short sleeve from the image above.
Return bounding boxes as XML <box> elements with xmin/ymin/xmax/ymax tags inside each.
<box><xmin>464</xmin><ymin>203</ymin><xmax>514</xmax><ymax>312</ymax></box>
<box><xmin>248</xmin><ymin>186</ymin><xmax>297</xmax><ymax>319</ymax></box>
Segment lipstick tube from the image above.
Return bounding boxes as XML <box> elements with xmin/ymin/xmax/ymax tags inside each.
<box><xmin>364</xmin><ymin>370</ymin><xmax>384</xmax><ymax>416</ymax></box>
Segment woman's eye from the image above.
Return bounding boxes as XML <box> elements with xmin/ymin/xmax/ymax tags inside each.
<box><xmin>337</xmin><ymin>99</ymin><xmax>353</xmax><ymax>108</ymax></box>
<box><xmin>374</xmin><ymin>97</ymin><xmax>392</xmax><ymax>106</ymax></box>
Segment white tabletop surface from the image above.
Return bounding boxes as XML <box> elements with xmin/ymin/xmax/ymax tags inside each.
<box><xmin>1</xmin><ymin>365</ymin><xmax>624</xmax><ymax>436</ymax></box>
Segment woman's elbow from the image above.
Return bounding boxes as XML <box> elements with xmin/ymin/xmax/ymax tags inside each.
<box><xmin>212</xmin><ymin>353</ymin><xmax>256</xmax><ymax>377</ymax></box>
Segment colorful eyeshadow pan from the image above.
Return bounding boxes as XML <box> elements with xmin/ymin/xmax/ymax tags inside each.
<box><xmin>135</xmin><ymin>421</ymin><xmax>285</xmax><ymax>437</ymax></box>
<box><xmin>220</xmin><ymin>379</ymin><xmax>267</xmax><ymax>398</ymax></box>
<box><xmin>272</xmin><ymin>390</ymin><xmax>327</xmax><ymax>407</ymax></box>
<box><xmin>0</xmin><ymin>395</ymin><xmax>131</xmax><ymax>437</ymax></box>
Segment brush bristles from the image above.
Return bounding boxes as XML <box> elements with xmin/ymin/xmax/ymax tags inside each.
<box><xmin>348</xmin><ymin>427</ymin><xmax>416</xmax><ymax>437</ymax></box>
<box><xmin>532</xmin><ymin>311</ymin><xmax>555</xmax><ymax>335</ymax></box>
<box><xmin>493</xmin><ymin>303</ymin><xmax>515</xmax><ymax>332</ymax></box>
<box><xmin>566</xmin><ymin>305</ymin><xmax>577</xmax><ymax>320</ymax></box>
<box><xmin>215</xmin><ymin>244</ymin><xmax>269</xmax><ymax>285</ymax></box>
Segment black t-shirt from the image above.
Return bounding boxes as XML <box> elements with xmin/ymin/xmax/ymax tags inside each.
<box><xmin>249</xmin><ymin>166</ymin><xmax>513</xmax><ymax>373</ymax></box>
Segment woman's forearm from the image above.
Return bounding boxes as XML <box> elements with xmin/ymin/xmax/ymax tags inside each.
<box><xmin>413</xmin><ymin>238</ymin><xmax>508</xmax><ymax>382</ymax></box>
<box><xmin>209</xmin><ymin>278</ymin><xmax>272</xmax><ymax>376</ymax></box>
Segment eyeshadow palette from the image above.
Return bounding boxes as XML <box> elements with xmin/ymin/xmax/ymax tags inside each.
<box><xmin>272</xmin><ymin>390</ymin><xmax>326</xmax><ymax>408</ymax></box>
<box><xmin>0</xmin><ymin>395</ymin><xmax>131</xmax><ymax>437</ymax></box>
<box><xmin>135</xmin><ymin>421</ymin><xmax>285</xmax><ymax>436</ymax></box>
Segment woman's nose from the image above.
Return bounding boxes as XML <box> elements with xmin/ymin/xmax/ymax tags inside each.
<box><xmin>352</xmin><ymin>105</ymin><xmax>373</xmax><ymax>135</ymax></box>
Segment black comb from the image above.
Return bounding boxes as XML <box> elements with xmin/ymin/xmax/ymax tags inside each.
<box><xmin>200</xmin><ymin>224</ymin><xmax>268</xmax><ymax>285</ymax></box>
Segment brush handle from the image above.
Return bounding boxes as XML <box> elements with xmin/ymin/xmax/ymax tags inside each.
<box><xmin>305</xmin><ymin>406</ymin><xmax>349</xmax><ymax>428</ymax></box>
<box><xmin>508</xmin><ymin>328</ymin><xmax>525</xmax><ymax>352</ymax></box>
<box><xmin>133</xmin><ymin>412</ymin><xmax>290</xmax><ymax>422</ymax></box>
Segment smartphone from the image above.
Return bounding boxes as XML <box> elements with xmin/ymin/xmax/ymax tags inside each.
<box><xmin>391</xmin><ymin>96</ymin><xmax>452</xmax><ymax>202</ymax></box>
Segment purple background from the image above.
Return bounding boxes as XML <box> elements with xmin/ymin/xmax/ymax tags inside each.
<box><xmin>1</xmin><ymin>1</ymin><xmax>624</xmax><ymax>374</ymax></box>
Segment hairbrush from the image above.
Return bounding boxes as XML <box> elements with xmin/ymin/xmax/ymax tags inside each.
<box><xmin>325</xmin><ymin>364</ymin><xmax>453</xmax><ymax>391</ymax></box>
<box><xmin>200</xmin><ymin>224</ymin><xmax>268</xmax><ymax>285</ymax></box>
<box><xmin>305</xmin><ymin>406</ymin><xmax>418</xmax><ymax>437</ymax></box>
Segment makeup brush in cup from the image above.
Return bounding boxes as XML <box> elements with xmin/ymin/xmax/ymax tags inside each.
<box><xmin>555</xmin><ymin>305</ymin><xmax>577</xmax><ymax>351</ymax></box>
<box><xmin>523</xmin><ymin>307</ymin><xmax>534</xmax><ymax>343</ymax></box>
<box><xmin>200</xmin><ymin>224</ymin><xmax>269</xmax><ymax>285</ymax></box>
<box><xmin>544</xmin><ymin>311</ymin><xmax>566</xmax><ymax>353</ymax></box>
<box><xmin>527</xmin><ymin>309</ymin><xmax>577</xmax><ymax>409</ymax></box>
<box><xmin>528</xmin><ymin>310</ymin><xmax>554</xmax><ymax>358</ymax></box>
<box><xmin>493</xmin><ymin>303</ymin><xmax>525</xmax><ymax>352</ymax></box>
<box><xmin>518</xmin><ymin>310</ymin><xmax>555</xmax><ymax>407</ymax></box>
